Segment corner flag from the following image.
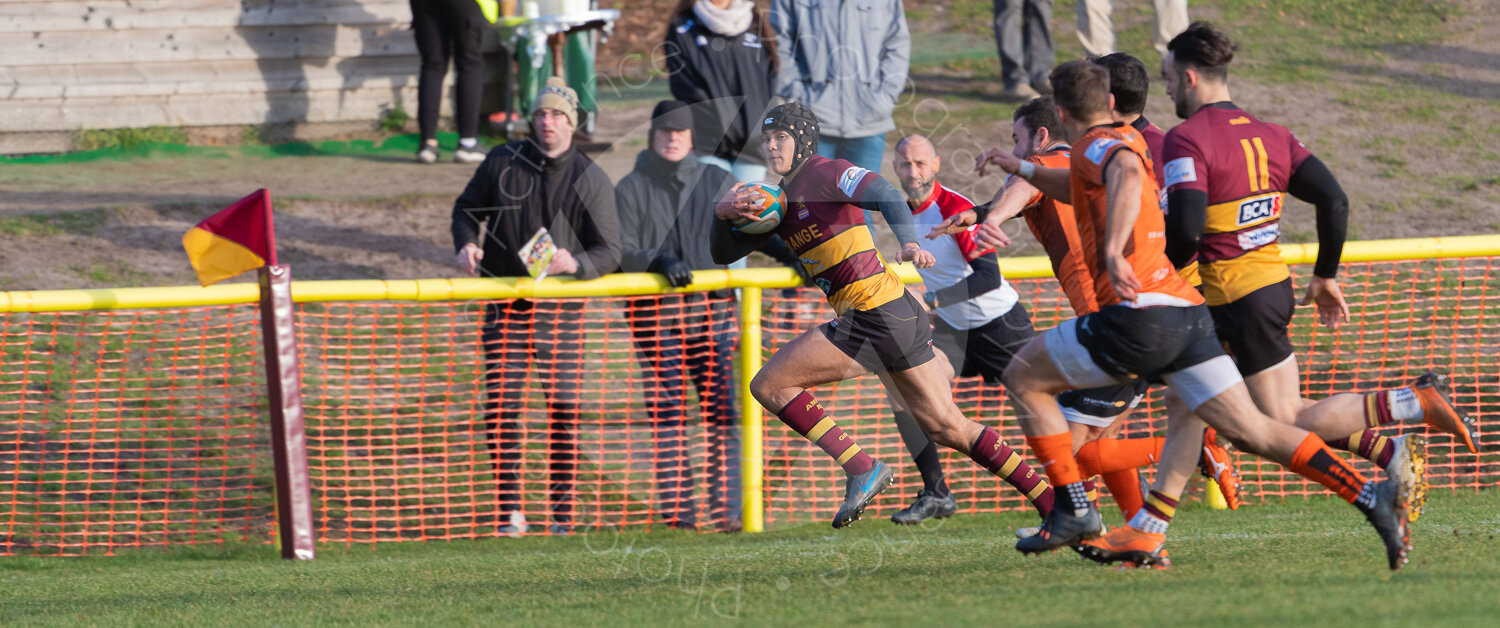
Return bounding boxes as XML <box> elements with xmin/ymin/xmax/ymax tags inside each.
<box><xmin>182</xmin><ymin>188</ymin><xmax>277</xmax><ymax>286</ymax></box>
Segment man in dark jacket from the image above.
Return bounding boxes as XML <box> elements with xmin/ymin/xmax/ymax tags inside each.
<box><xmin>451</xmin><ymin>77</ymin><xmax>621</xmax><ymax>536</ymax></box>
<box><xmin>616</xmin><ymin>100</ymin><xmax>798</xmax><ymax>532</ymax></box>
<box><xmin>663</xmin><ymin>1</ymin><xmax>777</xmax><ymax>183</ymax></box>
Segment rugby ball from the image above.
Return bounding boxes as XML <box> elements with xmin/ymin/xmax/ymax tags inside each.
<box><xmin>732</xmin><ymin>182</ymin><xmax>786</xmax><ymax>235</ymax></box>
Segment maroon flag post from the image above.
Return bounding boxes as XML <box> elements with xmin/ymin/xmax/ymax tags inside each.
<box><xmin>188</xmin><ymin>189</ymin><xmax>314</xmax><ymax>559</ymax></box>
<box><xmin>259</xmin><ymin>263</ymin><xmax>315</xmax><ymax>560</ymax></box>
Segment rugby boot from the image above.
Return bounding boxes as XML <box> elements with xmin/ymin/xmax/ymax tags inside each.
<box><xmin>1014</xmin><ymin>525</ymin><xmax>1040</xmax><ymax>539</ymax></box>
<box><xmin>1411</xmin><ymin>371</ymin><xmax>1479</xmax><ymax>453</ymax></box>
<box><xmin>1198</xmin><ymin>427</ymin><xmax>1242</xmax><ymax>510</ymax></box>
<box><xmin>1078</xmin><ymin>525</ymin><xmax>1167</xmax><ymax>567</ymax></box>
<box><xmin>1361</xmin><ymin>478</ymin><xmax>1412</xmax><ymax>571</ymax></box>
<box><xmin>1015</xmin><ymin>502</ymin><xmax>1103</xmax><ymax>554</ymax></box>
<box><xmin>1383</xmin><ymin>433</ymin><xmax>1428</xmax><ymax>522</ymax></box>
<box><xmin>1117</xmin><ymin>548</ymin><xmax>1172</xmax><ymax>571</ymax></box>
<box><xmin>832</xmin><ymin>460</ymin><xmax>894</xmax><ymax>529</ymax></box>
<box><xmin>891</xmin><ymin>489</ymin><xmax>958</xmax><ymax>525</ymax></box>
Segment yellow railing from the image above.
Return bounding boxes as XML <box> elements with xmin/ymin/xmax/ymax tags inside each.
<box><xmin>3</xmin><ymin>233</ymin><xmax>1499</xmax><ymax>533</ymax></box>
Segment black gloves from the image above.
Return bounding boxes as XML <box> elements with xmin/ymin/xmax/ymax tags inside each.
<box><xmin>648</xmin><ymin>256</ymin><xmax>694</xmax><ymax>288</ymax></box>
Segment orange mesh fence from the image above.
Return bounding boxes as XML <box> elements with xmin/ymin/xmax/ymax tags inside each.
<box><xmin>0</xmin><ymin>256</ymin><xmax>1496</xmax><ymax>555</ymax></box>
<box><xmin>761</xmin><ymin>258</ymin><xmax>1500</xmax><ymax>527</ymax></box>
<box><xmin>0</xmin><ymin>306</ymin><xmax>272</xmax><ymax>556</ymax></box>
<box><xmin>297</xmin><ymin>292</ymin><xmax>744</xmax><ymax>543</ymax></box>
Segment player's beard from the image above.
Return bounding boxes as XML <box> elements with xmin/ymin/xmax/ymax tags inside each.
<box><xmin>901</xmin><ymin>178</ymin><xmax>934</xmax><ymax>202</ymax></box>
<box><xmin>1173</xmin><ymin>91</ymin><xmax>1192</xmax><ymax>120</ymax></box>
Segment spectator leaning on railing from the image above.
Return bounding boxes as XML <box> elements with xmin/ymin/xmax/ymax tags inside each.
<box><xmin>615</xmin><ymin>100</ymin><xmax>802</xmax><ymax>532</ymax></box>
<box><xmin>451</xmin><ymin>77</ymin><xmax>621</xmax><ymax>537</ymax></box>
<box><xmin>663</xmin><ymin>0</ymin><xmax>779</xmax><ymax>185</ymax></box>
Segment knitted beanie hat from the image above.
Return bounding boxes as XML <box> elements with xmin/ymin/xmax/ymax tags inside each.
<box><xmin>532</xmin><ymin>77</ymin><xmax>579</xmax><ymax>127</ymax></box>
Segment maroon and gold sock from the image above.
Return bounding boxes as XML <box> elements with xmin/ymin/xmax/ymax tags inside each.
<box><xmin>1326</xmin><ymin>430</ymin><xmax>1396</xmax><ymax>468</ymax></box>
<box><xmin>970</xmin><ymin>427</ymin><xmax>1054</xmax><ymax>516</ymax></box>
<box><xmin>1288</xmin><ymin>433</ymin><xmax>1371</xmax><ymax>505</ymax></box>
<box><xmin>1363</xmin><ymin>388</ymin><xmax>1423</xmax><ymax>428</ymax></box>
<box><xmin>1083</xmin><ymin>478</ymin><xmax>1099</xmax><ymax>504</ymax></box>
<box><xmin>1128</xmin><ymin>490</ymin><xmax>1178</xmax><ymax>534</ymax></box>
<box><xmin>777</xmin><ymin>391</ymin><xmax>873</xmax><ymax>475</ymax></box>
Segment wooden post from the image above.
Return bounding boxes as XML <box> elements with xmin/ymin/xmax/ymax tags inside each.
<box><xmin>259</xmin><ymin>265</ymin><xmax>315</xmax><ymax>559</ymax></box>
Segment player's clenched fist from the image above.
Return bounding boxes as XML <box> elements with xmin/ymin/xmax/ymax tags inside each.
<box><xmin>457</xmin><ymin>242</ymin><xmax>483</xmax><ymax>276</ymax></box>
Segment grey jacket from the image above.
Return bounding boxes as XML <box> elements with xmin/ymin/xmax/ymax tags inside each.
<box><xmin>770</xmin><ymin>0</ymin><xmax>910</xmax><ymax>138</ymax></box>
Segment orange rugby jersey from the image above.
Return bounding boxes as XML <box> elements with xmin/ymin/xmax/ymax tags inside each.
<box><xmin>1161</xmin><ymin>103</ymin><xmax>1313</xmax><ymax>306</ymax></box>
<box><xmin>1016</xmin><ymin>146</ymin><xmax>1099</xmax><ymax>316</ymax></box>
<box><xmin>1070</xmin><ymin>123</ymin><xmax>1202</xmax><ymax>308</ymax></box>
<box><xmin>776</xmin><ymin>155</ymin><xmax>906</xmax><ymax>315</ymax></box>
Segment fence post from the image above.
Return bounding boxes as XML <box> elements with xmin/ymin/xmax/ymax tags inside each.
<box><xmin>738</xmin><ymin>287</ymin><xmax>765</xmax><ymax>533</ymax></box>
<box><xmin>259</xmin><ymin>265</ymin><xmax>316</xmax><ymax>559</ymax></box>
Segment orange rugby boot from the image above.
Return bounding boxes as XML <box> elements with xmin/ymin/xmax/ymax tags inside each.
<box><xmin>1079</xmin><ymin>525</ymin><xmax>1167</xmax><ymax>567</ymax></box>
<box><xmin>1199</xmin><ymin>427</ymin><xmax>1242</xmax><ymax>510</ymax></box>
<box><xmin>1411</xmin><ymin>371</ymin><xmax>1479</xmax><ymax>453</ymax></box>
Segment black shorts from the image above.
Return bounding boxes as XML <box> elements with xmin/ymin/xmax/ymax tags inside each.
<box><xmin>1056</xmin><ymin>380</ymin><xmax>1150</xmax><ymax>425</ymax></box>
<box><xmin>1209</xmin><ymin>278</ymin><xmax>1296</xmax><ymax>376</ymax></box>
<box><xmin>930</xmin><ymin>302</ymin><xmax>1035</xmax><ymax>383</ymax></box>
<box><xmin>1047</xmin><ymin>303</ymin><xmax>1226</xmax><ymax>385</ymax></box>
<box><xmin>820</xmin><ymin>292</ymin><xmax>936</xmax><ymax>373</ymax></box>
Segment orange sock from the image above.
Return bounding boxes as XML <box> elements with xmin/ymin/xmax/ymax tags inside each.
<box><xmin>1025</xmin><ymin>432</ymin><xmax>1082</xmax><ymax>487</ymax></box>
<box><xmin>1288</xmin><ymin>433</ymin><xmax>1368</xmax><ymax>504</ymax></box>
<box><xmin>1076</xmin><ymin>437</ymin><xmax>1165</xmax><ymax>476</ymax></box>
<box><xmin>1101</xmin><ymin>469</ymin><xmax>1145</xmax><ymax>519</ymax></box>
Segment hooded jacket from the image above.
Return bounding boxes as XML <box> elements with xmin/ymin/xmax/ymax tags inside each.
<box><xmin>451</xmin><ymin>140</ymin><xmax>621</xmax><ymax>279</ymax></box>
<box><xmin>664</xmin><ymin>11</ymin><xmax>778</xmax><ymax>165</ymax></box>
<box><xmin>770</xmin><ymin>0</ymin><xmax>910</xmax><ymax>139</ymax></box>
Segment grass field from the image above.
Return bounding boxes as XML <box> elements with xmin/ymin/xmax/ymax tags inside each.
<box><xmin>2</xmin><ymin>491</ymin><xmax>1496</xmax><ymax>626</ymax></box>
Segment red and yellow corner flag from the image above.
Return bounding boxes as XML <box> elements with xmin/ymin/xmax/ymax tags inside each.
<box><xmin>182</xmin><ymin>188</ymin><xmax>277</xmax><ymax>286</ymax></box>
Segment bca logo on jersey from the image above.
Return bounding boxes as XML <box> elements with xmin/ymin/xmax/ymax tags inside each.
<box><xmin>1236</xmin><ymin>194</ymin><xmax>1282</xmax><ymax>226</ymax></box>
<box><xmin>838</xmin><ymin>166</ymin><xmax>870</xmax><ymax>197</ymax></box>
<box><xmin>1085</xmin><ymin>138</ymin><xmax>1121</xmax><ymax>165</ymax></box>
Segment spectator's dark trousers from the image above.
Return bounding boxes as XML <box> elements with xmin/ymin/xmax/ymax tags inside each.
<box><xmin>483</xmin><ymin>299</ymin><xmax>584</xmax><ymax>525</ymax></box>
<box><xmin>626</xmin><ymin>292</ymin><xmax>742</xmax><ymax>526</ymax></box>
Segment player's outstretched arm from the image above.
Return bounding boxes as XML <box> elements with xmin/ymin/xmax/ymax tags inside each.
<box><xmin>974</xmin><ymin>149</ymin><xmax>1072</xmax><ymax>205</ymax></box>
<box><xmin>925</xmin><ymin>251</ymin><xmax>1003</xmax><ymax>308</ymax></box>
<box><xmin>1103</xmin><ymin>153</ymin><xmax>1146</xmax><ymax>300</ymax></box>
<box><xmin>925</xmin><ymin>175</ymin><xmax>1032</xmax><ymax>242</ymax></box>
<box><xmin>854</xmin><ymin>176</ymin><xmax>922</xmax><ymax>247</ymax></box>
<box><xmin>1287</xmin><ymin>155</ymin><xmax>1351</xmax><ymax>328</ymax></box>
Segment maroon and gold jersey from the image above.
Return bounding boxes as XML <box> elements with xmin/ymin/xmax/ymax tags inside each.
<box><xmin>1162</xmin><ymin>104</ymin><xmax>1313</xmax><ymax>306</ymax></box>
<box><xmin>1017</xmin><ymin>146</ymin><xmax>1099</xmax><ymax>316</ymax></box>
<box><xmin>1071</xmin><ymin>124</ymin><xmax>1203</xmax><ymax>308</ymax></box>
<box><xmin>777</xmin><ymin>155</ymin><xmax>906</xmax><ymax>315</ymax></box>
<box><xmin>1133</xmin><ymin>117</ymin><xmax>1167</xmax><ymax>185</ymax></box>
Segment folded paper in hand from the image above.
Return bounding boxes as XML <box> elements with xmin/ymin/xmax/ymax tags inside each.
<box><xmin>520</xmin><ymin>227</ymin><xmax>556</xmax><ymax>279</ymax></box>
